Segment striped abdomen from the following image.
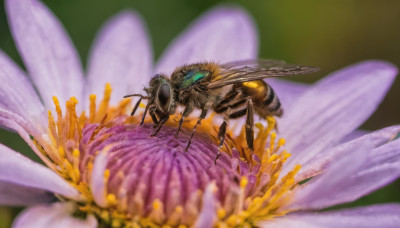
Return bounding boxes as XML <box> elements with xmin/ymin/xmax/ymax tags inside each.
<box><xmin>213</xmin><ymin>80</ymin><xmax>282</xmax><ymax>119</ymax></box>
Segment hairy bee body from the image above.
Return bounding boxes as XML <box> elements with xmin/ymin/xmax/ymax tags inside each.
<box><xmin>170</xmin><ymin>62</ymin><xmax>282</xmax><ymax>120</ymax></box>
<box><xmin>170</xmin><ymin>63</ymin><xmax>221</xmax><ymax>109</ymax></box>
<box><xmin>125</xmin><ymin>60</ymin><xmax>318</xmax><ymax>163</ymax></box>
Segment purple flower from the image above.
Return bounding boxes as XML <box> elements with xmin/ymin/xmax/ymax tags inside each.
<box><xmin>1</xmin><ymin>0</ymin><xmax>400</xmax><ymax>227</ymax></box>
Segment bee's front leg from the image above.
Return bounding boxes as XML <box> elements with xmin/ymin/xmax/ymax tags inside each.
<box><xmin>139</xmin><ymin>102</ymin><xmax>150</xmax><ymax>126</ymax></box>
<box><xmin>151</xmin><ymin>116</ymin><xmax>169</xmax><ymax>136</ymax></box>
<box><xmin>149</xmin><ymin>109</ymin><xmax>159</xmax><ymax>128</ymax></box>
<box><xmin>130</xmin><ymin>96</ymin><xmax>142</xmax><ymax>116</ymax></box>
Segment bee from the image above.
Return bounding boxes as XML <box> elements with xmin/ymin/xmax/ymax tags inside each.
<box><xmin>124</xmin><ymin>60</ymin><xmax>319</xmax><ymax>163</ymax></box>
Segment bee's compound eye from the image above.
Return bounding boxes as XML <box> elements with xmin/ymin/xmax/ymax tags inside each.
<box><xmin>158</xmin><ymin>84</ymin><xmax>170</xmax><ymax>110</ymax></box>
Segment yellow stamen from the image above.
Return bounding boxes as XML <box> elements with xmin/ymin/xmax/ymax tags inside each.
<box><xmin>72</xmin><ymin>149</ymin><xmax>80</xmax><ymax>180</ymax></box>
<box><xmin>72</xmin><ymin>148</ymin><xmax>79</xmax><ymax>158</ymax></box>
<box><xmin>107</xmin><ymin>193</ymin><xmax>117</xmax><ymax>206</ymax></box>
<box><xmin>266</xmin><ymin>116</ymin><xmax>275</xmax><ymax>128</ymax></box>
<box><xmin>217</xmin><ymin>209</ymin><xmax>227</xmax><ymax>219</ymax></box>
<box><xmin>278</xmin><ymin>138</ymin><xmax>285</xmax><ymax>147</ymax></box>
<box><xmin>66</xmin><ymin>100</ymin><xmax>76</xmax><ymax>139</ymax></box>
<box><xmin>268</xmin><ymin>154</ymin><xmax>278</xmax><ymax>163</ymax></box>
<box><xmin>104</xmin><ymin>169</ymin><xmax>110</xmax><ymax>179</ymax></box>
<box><xmin>153</xmin><ymin>199</ymin><xmax>162</xmax><ymax>211</ymax></box>
<box><xmin>167</xmin><ymin>206</ymin><xmax>183</xmax><ymax>225</ymax></box>
<box><xmin>89</xmin><ymin>94</ymin><xmax>96</xmax><ymax>123</ymax></box>
<box><xmin>58</xmin><ymin>146</ymin><xmax>65</xmax><ymax>160</ymax></box>
<box><xmin>240</xmin><ymin>176</ymin><xmax>248</xmax><ymax>188</ymax></box>
<box><xmin>52</xmin><ymin>96</ymin><xmax>63</xmax><ymax>140</ymax></box>
<box><xmin>95</xmin><ymin>83</ymin><xmax>112</xmax><ymax>123</ymax></box>
<box><xmin>87</xmin><ymin>162</ymin><xmax>93</xmax><ymax>172</ymax></box>
<box><xmin>79</xmin><ymin>111</ymin><xmax>87</xmax><ymax>127</ymax></box>
<box><xmin>100</xmin><ymin>210</ymin><xmax>110</xmax><ymax>223</ymax></box>
<box><xmin>149</xmin><ymin>199</ymin><xmax>165</xmax><ymax>224</ymax></box>
<box><xmin>111</xmin><ymin>219</ymin><xmax>121</xmax><ymax>228</ymax></box>
<box><xmin>48</xmin><ymin>110</ymin><xmax>57</xmax><ymax>144</ymax></box>
<box><xmin>236</xmin><ymin>177</ymin><xmax>248</xmax><ymax>214</ymax></box>
<box><xmin>270</xmin><ymin>132</ymin><xmax>276</xmax><ymax>152</ymax></box>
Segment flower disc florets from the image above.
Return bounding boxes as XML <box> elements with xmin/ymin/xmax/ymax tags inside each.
<box><xmin>32</xmin><ymin>83</ymin><xmax>300</xmax><ymax>227</ymax></box>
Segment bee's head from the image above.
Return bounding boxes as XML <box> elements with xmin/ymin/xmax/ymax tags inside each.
<box><xmin>149</xmin><ymin>74</ymin><xmax>175</xmax><ymax>115</ymax></box>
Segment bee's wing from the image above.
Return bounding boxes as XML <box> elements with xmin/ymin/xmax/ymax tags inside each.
<box><xmin>207</xmin><ymin>59</ymin><xmax>319</xmax><ymax>89</ymax></box>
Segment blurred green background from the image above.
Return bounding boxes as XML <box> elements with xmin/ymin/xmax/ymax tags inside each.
<box><xmin>0</xmin><ymin>0</ymin><xmax>399</xmax><ymax>226</ymax></box>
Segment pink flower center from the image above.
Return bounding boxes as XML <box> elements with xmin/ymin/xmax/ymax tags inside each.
<box><xmin>80</xmin><ymin>118</ymin><xmax>240</xmax><ymax>220</ymax></box>
<box><xmin>32</xmin><ymin>84</ymin><xmax>302</xmax><ymax>227</ymax></box>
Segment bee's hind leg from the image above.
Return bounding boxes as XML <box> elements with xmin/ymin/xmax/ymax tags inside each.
<box><xmin>214</xmin><ymin>119</ymin><xmax>228</xmax><ymax>165</ymax></box>
<box><xmin>245</xmin><ymin>98</ymin><xmax>254</xmax><ymax>151</ymax></box>
<box><xmin>185</xmin><ymin>108</ymin><xmax>208</xmax><ymax>151</ymax></box>
<box><xmin>214</xmin><ymin>98</ymin><xmax>254</xmax><ymax>164</ymax></box>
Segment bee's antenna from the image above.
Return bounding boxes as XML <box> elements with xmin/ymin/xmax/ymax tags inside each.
<box><xmin>123</xmin><ymin>94</ymin><xmax>148</xmax><ymax>98</ymax></box>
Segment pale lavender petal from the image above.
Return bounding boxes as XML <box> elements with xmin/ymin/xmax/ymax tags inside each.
<box><xmin>262</xmin><ymin>204</ymin><xmax>400</xmax><ymax>228</ymax></box>
<box><xmin>0</xmin><ymin>144</ymin><xmax>82</xmax><ymax>200</ymax></box>
<box><xmin>0</xmin><ymin>106</ymin><xmax>42</xmax><ymax>137</ymax></box>
<box><xmin>6</xmin><ymin>0</ymin><xmax>84</xmax><ymax>110</ymax></box>
<box><xmin>340</xmin><ymin>129</ymin><xmax>368</xmax><ymax>144</ymax></box>
<box><xmin>0</xmin><ymin>181</ymin><xmax>55</xmax><ymax>206</ymax></box>
<box><xmin>194</xmin><ymin>183</ymin><xmax>217</xmax><ymax>228</ymax></box>
<box><xmin>90</xmin><ymin>150</ymin><xmax>108</xmax><ymax>208</ymax></box>
<box><xmin>13</xmin><ymin>202</ymin><xmax>97</xmax><ymax>228</ymax></box>
<box><xmin>294</xmin><ymin>125</ymin><xmax>400</xmax><ymax>180</ymax></box>
<box><xmin>288</xmin><ymin>141</ymin><xmax>370</xmax><ymax>210</ymax></box>
<box><xmin>0</xmin><ymin>50</ymin><xmax>46</xmax><ymax>130</ymax></box>
<box><xmin>267</xmin><ymin>78</ymin><xmax>308</xmax><ymax>110</ymax></box>
<box><xmin>365</xmin><ymin>134</ymin><xmax>400</xmax><ymax>167</ymax></box>
<box><xmin>281</xmin><ymin>61</ymin><xmax>397</xmax><ymax>172</ymax></box>
<box><xmin>338</xmin><ymin>139</ymin><xmax>400</xmax><ymax>199</ymax></box>
<box><xmin>0</xmin><ymin>107</ymin><xmax>56</xmax><ymax>165</ymax></box>
<box><xmin>289</xmin><ymin>136</ymin><xmax>400</xmax><ymax>210</ymax></box>
<box><xmin>85</xmin><ymin>11</ymin><xmax>152</xmax><ymax>108</ymax></box>
<box><xmin>260</xmin><ymin>217</ymin><xmax>317</xmax><ymax>228</ymax></box>
<box><xmin>156</xmin><ymin>6</ymin><xmax>258</xmax><ymax>75</ymax></box>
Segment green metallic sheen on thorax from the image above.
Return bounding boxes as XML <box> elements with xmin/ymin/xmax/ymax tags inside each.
<box><xmin>181</xmin><ymin>70</ymin><xmax>209</xmax><ymax>88</ymax></box>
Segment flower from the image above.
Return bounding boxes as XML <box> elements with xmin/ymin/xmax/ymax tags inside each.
<box><xmin>1</xmin><ymin>0</ymin><xmax>400</xmax><ymax>227</ymax></box>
